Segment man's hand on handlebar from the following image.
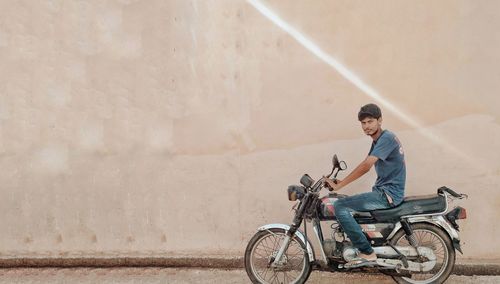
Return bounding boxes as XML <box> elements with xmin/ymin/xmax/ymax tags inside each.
<box><xmin>323</xmin><ymin>177</ymin><xmax>342</xmax><ymax>191</ymax></box>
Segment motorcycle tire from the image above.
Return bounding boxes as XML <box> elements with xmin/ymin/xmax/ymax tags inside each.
<box><xmin>389</xmin><ymin>223</ymin><xmax>456</xmax><ymax>284</ymax></box>
<box><xmin>244</xmin><ymin>228</ymin><xmax>312</xmax><ymax>284</ymax></box>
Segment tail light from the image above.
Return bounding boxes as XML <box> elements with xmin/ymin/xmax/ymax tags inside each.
<box><xmin>457</xmin><ymin>207</ymin><xmax>467</xmax><ymax>219</ymax></box>
<box><xmin>445</xmin><ymin>206</ymin><xmax>467</xmax><ymax>231</ymax></box>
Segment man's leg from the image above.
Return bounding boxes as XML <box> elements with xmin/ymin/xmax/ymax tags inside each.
<box><xmin>333</xmin><ymin>191</ymin><xmax>390</xmax><ymax>261</ymax></box>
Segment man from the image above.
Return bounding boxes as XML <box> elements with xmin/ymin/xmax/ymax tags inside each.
<box><xmin>324</xmin><ymin>103</ymin><xmax>406</xmax><ymax>268</ymax></box>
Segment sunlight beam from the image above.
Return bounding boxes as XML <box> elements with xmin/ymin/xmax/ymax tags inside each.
<box><xmin>247</xmin><ymin>0</ymin><xmax>479</xmax><ymax>166</ymax></box>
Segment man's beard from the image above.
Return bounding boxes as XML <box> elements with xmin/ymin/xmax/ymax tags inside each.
<box><xmin>366</xmin><ymin>128</ymin><xmax>380</xmax><ymax>137</ymax></box>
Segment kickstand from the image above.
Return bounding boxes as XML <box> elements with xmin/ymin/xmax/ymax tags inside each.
<box><xmin>388</xmin><ymin>243</ymin><xmax>409</xmax><ymax>268</ymax></box>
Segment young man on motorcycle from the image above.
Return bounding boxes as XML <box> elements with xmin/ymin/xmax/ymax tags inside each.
<box><xmin>324</xmin><ymin>103</ymin><xmax>406</xmax><ymax>268</ymax></box>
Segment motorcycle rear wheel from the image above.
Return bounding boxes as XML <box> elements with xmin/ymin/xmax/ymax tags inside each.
<box><xmin>244</xmin><ymin>228</ymin><xmax>312</xmax><ymax>284</ymax></box>
<box><xmin>389</xmin><ymin>223</ymin><xmax>455</xmax><ymax>284</ymax></box>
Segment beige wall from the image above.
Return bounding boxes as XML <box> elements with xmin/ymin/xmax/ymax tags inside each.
<box><xmin>0</xmin><ymin>0</ymin><xmax>499</xmax><ymax>259</ymax></box>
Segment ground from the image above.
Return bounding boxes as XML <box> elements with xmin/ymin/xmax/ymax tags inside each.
<box><xmin>0</xmin><ymin>268</ymin><xmax>498</xmax><ymax>283</ymax></box>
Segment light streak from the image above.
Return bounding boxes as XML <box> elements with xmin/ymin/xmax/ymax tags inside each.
<box><xmin>247</xmin><ymin>0</ymin><xmax>479</xmax><ymax>167</ymax></box>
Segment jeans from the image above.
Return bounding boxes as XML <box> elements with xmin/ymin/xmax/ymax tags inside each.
<box><xmin>333</xmin><ymin>190</ymin><xmax>391</xmax><ymax>254</ymax></box>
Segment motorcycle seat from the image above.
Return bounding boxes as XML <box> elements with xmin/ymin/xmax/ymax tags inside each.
<box><xmin>370</xmin><ymin>194</ymin><xmax>446</xmax><ymax>222</ymax></box>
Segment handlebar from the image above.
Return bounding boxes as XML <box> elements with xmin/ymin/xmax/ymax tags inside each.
<box><xmin>310</xmin><ymin>176</ymin><xmax>338</xmax><ymax>193</ymax></box>
<box><xmin>311</xmin><ymin>177</ymin><xmax>326</xmax><ymax>192</ymax></box>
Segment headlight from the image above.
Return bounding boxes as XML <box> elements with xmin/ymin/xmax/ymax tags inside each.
<box><xmin>287</xmin><ymin>185</ymin><xmax>306</xmax><ymax>201</ymax></box>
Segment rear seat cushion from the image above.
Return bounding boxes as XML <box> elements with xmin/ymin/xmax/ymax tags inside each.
<box><xmin>370</xmin><ymin>194</ymin><xmax>446</xmax><ymax>222</ymax></box>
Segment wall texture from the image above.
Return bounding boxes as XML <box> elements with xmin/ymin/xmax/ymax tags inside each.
<box><xmin>0</xmin><ymin>0</ymin><xmax>499</xmax><ymax>259</ymax></box>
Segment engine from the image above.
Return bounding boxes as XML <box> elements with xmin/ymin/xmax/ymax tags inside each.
<box><xmin>342</xmin><ymin>245</ymin><xmax>358</xmax><ymax>262</ymax></box>
<box><xmin>323</xmin><ymin>223</ymin><xmax>357</xmax><ymax>260</ymax></box>
<box><xmin>324</xmin><ymin>239</ymin><xmax>358</xmax><ymax>262</ymax></box>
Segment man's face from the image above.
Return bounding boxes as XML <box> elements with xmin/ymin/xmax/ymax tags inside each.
<box><xmin>360</xmin><ymin>117</ymin><xmax>382</xmax><ymax>136</ymax></box>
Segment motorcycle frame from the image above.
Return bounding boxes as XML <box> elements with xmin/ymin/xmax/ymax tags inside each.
<box><xmin>260</xmin><ymin>191</ymin><xmax>461</xmax><ymax>268</ymax></box>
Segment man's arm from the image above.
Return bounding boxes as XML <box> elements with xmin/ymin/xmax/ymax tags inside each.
<box><xmin>325</xmin><ymin>156</ymin><xmax>378</xmax><ymax>191</ymax></box>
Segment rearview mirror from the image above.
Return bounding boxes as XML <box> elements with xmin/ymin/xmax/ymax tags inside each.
<box><xmin>339</xmin><ymin>161</ymin><xmax>347</xmax><ymax>170</ymax></box>
<box><xmin>332</xmin><ymin>154</ymin><xmax>347</xmax><ymax>170</ymax></box>
<box><xmin>332</xmin><ymin>154</ymin><xmax>339</xmax><ymax>168</ymax></box>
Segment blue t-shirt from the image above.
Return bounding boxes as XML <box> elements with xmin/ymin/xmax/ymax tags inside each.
<box><xmin>368</xmin><ymin>130</ymin><xmax>406</xmax><ymax>205</ymax></box>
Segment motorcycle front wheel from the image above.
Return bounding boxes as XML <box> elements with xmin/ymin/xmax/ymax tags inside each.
<box><xmin>390</xmin><ymin>223</ymin><xmax>456</xmax><ymax>284</ymax></box>
<box><xmin>244</xmin><ymin>228</ymin><xmax>312</xmax><ymax>284</ymax></box>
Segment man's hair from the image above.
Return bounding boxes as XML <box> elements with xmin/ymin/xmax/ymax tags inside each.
<box><xmin>358</xmin><ymin>103</ymin><xmax>382</xmax><ymax>121</ymax></box>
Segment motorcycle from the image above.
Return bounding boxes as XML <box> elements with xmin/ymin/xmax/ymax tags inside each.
<box><xmin>244</xmin><ymin>155</ymin><xmax>468</xmax><ymax>284</ymax></box>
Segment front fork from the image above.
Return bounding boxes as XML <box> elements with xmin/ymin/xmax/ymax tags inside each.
<box><xmin>271</xmin><ymin>200</ymin><xmax>305</xmax><ymax>267</ymax></box>
<box><xmin>271</xmin><ymin>235</ymin><xmax>292</xmax><ymax>267</ymax></box>
<box><xmin>272</xmin><ymin>220</ymin><xmax>326</xmax><ymax>267</ymax></box>
<box><xmin>272</xmin><ymin>194</ymin><xmax>327</xmax><ymax>267</ymax></box>
<box><xmin>271</xmin><ymin>216</ymin><xmax>301</xmax><ymax>267</ymax></box>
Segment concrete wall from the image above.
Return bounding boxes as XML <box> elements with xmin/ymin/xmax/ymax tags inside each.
<box><xmin>0</xmin><ymin>0</ymin><xmax>499</xmax><ymax>259</ymax></box>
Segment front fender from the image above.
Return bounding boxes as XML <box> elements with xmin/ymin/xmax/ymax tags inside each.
<box><xmin>258</xmin><ymin>223</ymin><xmax>315</xmax><ymax>262</ymax></box>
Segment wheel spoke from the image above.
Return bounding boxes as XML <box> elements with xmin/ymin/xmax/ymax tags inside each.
<box><xmin>283</xmin><ymin>271</ymin><xmax>290</xmax><ymax>283</ymax></box>
<box><xmin>255</xmin><ymin>245</ymin><xmax>274</xmax><ymax>257</ymax></box>
<box><xmin>269</xmin><ymin>271</ymin><xmax>279</xmax><ymax>284</ymax></box>
<box><xmin>271</xmin><ymin>235</ymin><xmax>282</xmax><ymax>252</ymax></box>
<box><xmin>265</xmin><ymin>237</ymin><xmax>278</xmax><ymax>253</ymax></box>
<box><xmin>262</xmin><ymin>265</ymin><xmax>270</xmax><ymax>280</ymax></box>
<box><xmin>286</xmin><ymin>253</ymin><xmax>304</xmax><ymax>264</ymax></box>
<box><xmin>259</xmin><ymin>242</ymin><xmax>275</xmax><ymax>253</ymax></box>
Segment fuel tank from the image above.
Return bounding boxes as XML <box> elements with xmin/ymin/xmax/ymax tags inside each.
<box><xmin>318</xmin><ymin>193</ymin><xmax>339</xmax><ymax>220</ymax></box>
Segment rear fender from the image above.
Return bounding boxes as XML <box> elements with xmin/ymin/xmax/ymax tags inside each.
<box><xmin>258</xmin><ymin>223</ymin><xmax>315</xmax><ymax>262</ymax></box>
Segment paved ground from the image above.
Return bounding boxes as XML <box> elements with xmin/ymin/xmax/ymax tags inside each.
<box><xmin>0</xmin><ymin>268</ymin><xmax>499</xmax><ymax>284</ymax></box>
